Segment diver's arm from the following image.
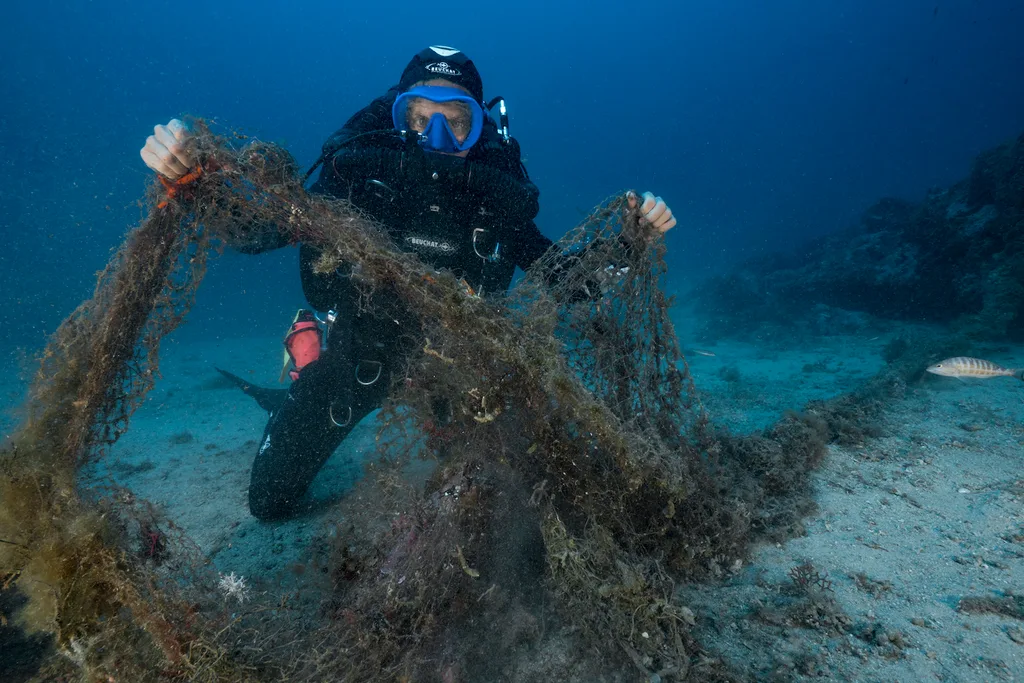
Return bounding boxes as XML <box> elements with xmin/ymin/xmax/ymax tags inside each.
<box><xmin>514</xmin><ymin>217</ymin><xmax>643</xmax><ymax>302</ymax></box>
<box><xmin>307</xmin><ymin>88</ymin><xmax>401</xmax><ymax>197</ymax></box>
<box><xmin>227</xmin><ymin>91</ymin><xmax>401</xmax><ymax>252</ymax></box>
<box><xmin>222</xmin><ymin>220</ymin><xmax>291</xmax><ymax>254</ymax></box>
<box><xmin>325</xmin><ymin>88</ymin><xmax>399</xmax><ymax>149</ymax></box>
<box><xmin>507</xmin><ymin>220</ymin><xmax>555</xmax><ymax>272</ymax></box>
<box><xmin>212</xmin><ymin>91</ymin><xmax>401</xmax><ymax>253</ymax></box>
<box><xmin>510</xmin><ymin>224</ymin><xmax>601</xmax><ymax>304</ymax></box>
<box><xmin>473</xmin><ymin>125</ymin><xmax>552</xmax><ymax>271</ymax></box>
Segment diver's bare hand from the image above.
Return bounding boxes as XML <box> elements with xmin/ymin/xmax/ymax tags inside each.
<box><xmin>140</xmin><ymin>119</ymin><xmax>195</xmax><ymax>180</ymax></box>
<box><xmin>628</xmin><ymin>190</ymin><xmax>677</xmax><ymax>234</ymax></box>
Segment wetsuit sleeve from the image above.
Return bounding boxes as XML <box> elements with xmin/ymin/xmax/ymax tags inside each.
<box><xmin>225</xmin><ymin>90</ymin><xmax>402</xmax><ymax>253</ymax></box>
<box><xmin>217</xmin><ymin>141</ymin><xmax>294</xmax><ymax>254</ymax></box>
<box><xmin>506</xmin><ymin>220</ymin><xmax>554</xmax><ymax>271</ymax></box>
<box><xmin>331</xmin><ymin>89</ymin><xmax>399</xmax><ymax>147</ymax></box>
<box><xmin>223</xmin><ymin>219</ymin><xmax>291</xmax><ymax>254</ymax></box>
<box><xmin>468</xmin><ymin>126</ymin><xmax>556</xmax><ymax>270</ymax></box>
<box><xmin>308</xmin><ymin>88</ymin><xmax>400</xmax><ymax>197</ymax></box>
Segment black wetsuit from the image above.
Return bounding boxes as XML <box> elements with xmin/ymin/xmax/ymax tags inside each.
<box><xmin>242</xmin><ymin>88</ymin><xmax>553</xmax><ymax>520</ymax></box>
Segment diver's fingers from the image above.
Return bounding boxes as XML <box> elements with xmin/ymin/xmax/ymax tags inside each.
<box><xmin>141</xmin><ymin>139</ymin><xmax>188</xmax><ymax>179</ymax></box>
<box><xmin>643</xmin><ymin>196</ymin><xmax>668</xmax><ymax>224</ymax></box>
<box><xmin>658</xmin><ymin>215</ymin><xmax>677</xmax><ymax>233</ymax></box>
<box><xmin>140</xmin><ymin>146</ymin><xmax>164</xmax><ymax>177</ymax></box>
<box><xmin>155</xmin><ymin>138</ymin><xmax>190</xmax><ymax>177</ymax></box>
<box><xmin>640</xmin><ymin>191</ymin><xmax>657</xmax><ymax>215</ymax></box>
<box><xmin>649</xmin><ymin>205</ymin><xmax>673</xmax><ymax>230</ymax></box>
<box><xmin>154</xmin><ymin>123</ymin><xmax>194</xmax><ymax>169</ymax></box>
<box><xmin>140</xmin><ymin>146</ymin><xmax>175</xmax><ymax>179</ymax></box>
<box><xmin>166</xmin><ymin>118</ymin><xmax>188</xmax><ymax>142</ymax></box>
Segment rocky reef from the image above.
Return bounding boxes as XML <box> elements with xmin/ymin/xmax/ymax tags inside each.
<box><xmin>695</xmin><ymin>131</ymin><xmax>1024</xmax><ymax>342</ymax></box>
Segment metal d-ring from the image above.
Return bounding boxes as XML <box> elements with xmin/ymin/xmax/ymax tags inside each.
<box><xmin>365</xmin><ymin>178</ymin><xmax>395</xmax><ymax>201</ymax></box>
<box><xmin>314</xmin><ymin>309</ymin><xmax>338</xmax><ymax>346</ymax></box>
<box><xmin>329</xmin><ymin>403</ymin><xmax>352</xmax><ymax>428</ymax></box>
<box><xmin>355</xmin><ymin>360</ymin><xmax>383</xmax><ymax>386</ymax></box>
<box><xmin>472</xmin><ymin>228</ymin><xmax>501</xmax><ymax>263</ymax></box>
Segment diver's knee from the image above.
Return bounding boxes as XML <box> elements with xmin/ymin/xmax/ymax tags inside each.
<box><xmin>248</xmin><ymin>487</ymin><xmax>296</xmax><ymax>521</ymax></box>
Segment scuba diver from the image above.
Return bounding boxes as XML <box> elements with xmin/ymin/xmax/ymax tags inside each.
<box><xmin>141</xmin><ymin>46</ymin><xmax>677</xmax><ymax>520</ymax></box>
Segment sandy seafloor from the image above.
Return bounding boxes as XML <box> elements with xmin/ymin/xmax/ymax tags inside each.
<box><xmin>1</xmin><ymin>306</ymin><xmax>1022</xmax><ymax>682</ymax></box>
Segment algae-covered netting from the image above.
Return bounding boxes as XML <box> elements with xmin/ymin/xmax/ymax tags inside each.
<box><xmin>0</xmin><ymin>123</ymin><xmax>828</xmax><ymax>681</ymax></box>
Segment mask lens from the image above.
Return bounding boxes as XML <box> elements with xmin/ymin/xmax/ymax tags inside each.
<box><xmin>392</xmin><ymin>86</ymin><xmax>484</xmax><ymax>152</ymax></box>
<box><xmin>403</xmin><ymin>100</ymin><xmax>471</xmax><ymax>142</ymax></box>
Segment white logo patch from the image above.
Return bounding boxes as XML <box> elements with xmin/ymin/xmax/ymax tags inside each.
<box><xmin>429</xmin><ymin>45</ymin><xmax>461</xmax><ymax>57</ymax></box>
<box><xmin>406</xmin><ymin>236</ymin><xmax>456</xmax><ymax>253</ymax></box>
<box><xmin>426</xmin><ymin>61</ymin><xmax>461</xmax><ymax>77</ymax></box>
<box><xmin>259</xmin><ymin>435</ymin><xmax>271</xmax><ymax>456</ymax></box>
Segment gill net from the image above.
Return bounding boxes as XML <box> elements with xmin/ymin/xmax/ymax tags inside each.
<box><xmin>0</xmin><ymin>122</ymin><xmax>829</xmax><ymax>682</ymax></box>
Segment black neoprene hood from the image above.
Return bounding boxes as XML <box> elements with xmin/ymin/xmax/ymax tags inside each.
<box><xmin>398</xmin><ymin>46</ymin><xmax>484</xmax><ymax>103</ymax></box>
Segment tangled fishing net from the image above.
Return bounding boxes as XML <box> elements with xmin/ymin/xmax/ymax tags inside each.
<box><xmin>0</xmin><ymin>121</ymin><xmax>830</xmax><ymax>681</ymax></box>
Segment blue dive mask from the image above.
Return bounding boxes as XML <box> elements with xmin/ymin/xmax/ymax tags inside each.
<box><xmin>392</xmin><ymin>85</ymin><xmax>485</xmax><ymax>154</ymax></box>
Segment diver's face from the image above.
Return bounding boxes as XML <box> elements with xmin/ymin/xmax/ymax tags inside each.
<box><xmin>404</xmin><ymin>79</ymin><xmax>473</xmax><ymax>157</ymax></box>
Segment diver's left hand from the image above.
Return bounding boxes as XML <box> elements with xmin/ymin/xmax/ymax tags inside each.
<box><xmin>628</xmin><ymin>191</ymin><xmax>676</xmax><ymax>234</ymax></box>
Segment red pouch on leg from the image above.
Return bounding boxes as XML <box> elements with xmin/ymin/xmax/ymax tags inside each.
<box><xmin>282</xmin><ymin>311</ymin><xmax>322</xmax><ymax>381</ymax></box>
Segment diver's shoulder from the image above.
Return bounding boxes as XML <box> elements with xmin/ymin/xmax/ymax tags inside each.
<box><xmin>471</xmin><ymin>125</ymin><xmax>527</xmax><ymax>175</ymax></box>
<box><xmin>320</xmin><ymin>87</ymin><xmax>402</xmax><ymax>155</ymax></box>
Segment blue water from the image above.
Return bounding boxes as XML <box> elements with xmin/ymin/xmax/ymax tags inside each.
<box><xmin>3</xmin><ymin>4</ymin><xmax>1024</xmax><ymax>680</ymax></box>
<box><xmin>1</xmin><ymin>0</ymin><xmax>1022</xmax><ymax>350</ymax></box>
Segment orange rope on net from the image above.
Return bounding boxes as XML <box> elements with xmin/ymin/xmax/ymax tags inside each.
<box><xmin>156</xmin><ymin>166</ymin><xmax>204</xmax><ymax>209</ymax></box>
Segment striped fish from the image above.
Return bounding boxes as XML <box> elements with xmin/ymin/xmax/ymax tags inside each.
<box><xmin>926</xmin><ymin>356</ymin><xmax>1024</xmax><ymax>380</ymax></box>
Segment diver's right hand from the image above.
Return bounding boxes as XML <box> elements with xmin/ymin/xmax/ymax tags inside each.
<box><xmin>140</xmin><ymin>119</ymin><xmax>195</xmax><ymax>180</ymax></box>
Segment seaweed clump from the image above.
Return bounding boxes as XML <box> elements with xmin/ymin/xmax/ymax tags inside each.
<box><xmin>958</xmin><ymin>593</ymin><xmax>1024</xmax><ymax>621</ymax></box>
<box><xmin>0</xmin><ymin>121</ymin><xmax>832</xmax><ymax>681</ymax></box>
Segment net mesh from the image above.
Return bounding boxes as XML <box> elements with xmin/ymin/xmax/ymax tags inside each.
<box><xmin>0</xmin><ymin>122</ymin><xmax>834</xmax><ymax>681</ymax></box>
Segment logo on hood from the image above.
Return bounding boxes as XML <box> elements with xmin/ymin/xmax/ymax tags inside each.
<box><xmin>425</xmin><ymin>61</ymin><xmax>461</xmax><ymax>77</ymax></box>
<box><xmin>429</xmin><ymin>46</ymin><xmax>461</xmax><ymax>57</ymax></box>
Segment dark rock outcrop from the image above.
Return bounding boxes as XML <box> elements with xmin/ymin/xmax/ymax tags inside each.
<box><xmin>695</xmin><ymin>131</ymin><xmax>1024</xmax><ymax>342</ymax></box>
